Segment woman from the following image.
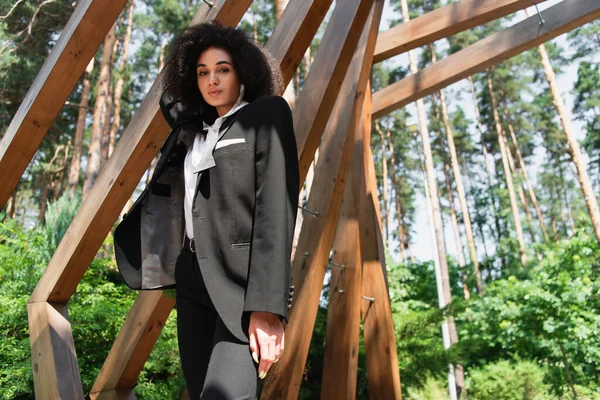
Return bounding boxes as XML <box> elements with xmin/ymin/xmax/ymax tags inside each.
<box><xmin>114</xmin><ymin>22</ymin><xmax>299</xmax><ymax>399</ymax></box>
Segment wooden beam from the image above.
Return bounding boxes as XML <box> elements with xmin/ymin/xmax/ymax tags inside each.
<box><xmin>356</xmin><ymin>86</ymin><xmax>402</xmax><ymax>399</ymax></box>
<box><xmin>373</xmin><ymin>0</ymin><xmax>540</xmax><ymax>63</ymax></box>
<box><xmin>27</xmin><ymin>2</ymin><xmax>251</xmax><ymax>397</ymax></box>
<box><xmin>260</xmin><ymin>3</ymin><xmax>383</xmax><ymax>398</ymax></box>
<box><xmin>268</xmin><ymin>0</ymin><xmax>335</xmax><ymax>85</ymax></box>
<box><xmin>89</xmin><ymin>291</ymin><xmax>175</xmax><ymax>398</ymax></box>
<box><xmin>0</xmin><ymin>0</ymin><xmax>128</xmax><ymax>210</ymax></box>
<box><xmin>28</xmin><ymin>302</ymin><xmax>84</xmax><ymax>400</ymax></box>
<box><xmin>294</xmin><ymin>0</ymin><xmax>374</xmax><ymax>184</ymax></box>
<box><xmin>372</xmin><ymin>0</ymin><xmax>600</xmax><ymax>119</ymax></box>
<box><xmin>321</xmin><ymin>178</ymin><xmax>362</xmax><ymax>400</ymax></box>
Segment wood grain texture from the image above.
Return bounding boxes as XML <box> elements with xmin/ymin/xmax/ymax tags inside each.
<box><xmin>260</xmin><ymin>3</ymin><xmax>383</xmax><ymax>398</ymax></box>
<box><xmin>89</xmin><ymin>291</ymin><xmax>175</xmax><ymax>398</ymax></box>
<box><xmin>0</xmin><ymin>0</ymin><xmax>128</xmax><ymax>210</ymax></box>
<box><xmin>294</xmin><ymin>0</ymin><xmax>374</xmax><ymax>184</ymax></box>
<box><xmin>268</xmin><ymin>0</ymin><xmax>334</xmax><ymax>85</ymax></box>
<box><xmin>373</xmin><ymin>0</ymin><xmax>539</xmax><ymax>63</ymax></box>
<box><xmin>372</xmin><ymin>0</ymin><xmax>600</xmax><ymax>119</ymax></box>
<box><xmin>356</xmin><ymin>87</ymin><xmax>402</xmax><ymax>399</ymax></box>
<box><xmin>321</xmin><ymin>178</ymin><xmax>362</xmax><ymax>400</ymax></box>
<box><xmin>28</xmin><ymin>302</ymin><xmax>84</xmax><ymax>400</ymax></box>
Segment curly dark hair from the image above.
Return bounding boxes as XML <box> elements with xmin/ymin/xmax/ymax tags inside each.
<box><xmin>161</xmin><ymin>22</ymin><xmax>283</xmax><ymax>121</ymax></box>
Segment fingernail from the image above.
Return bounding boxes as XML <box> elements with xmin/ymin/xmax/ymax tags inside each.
<box><xmin>252</xmin><ymin>352</ymin><xmax>259</xmax><ymax>364</ymax></box>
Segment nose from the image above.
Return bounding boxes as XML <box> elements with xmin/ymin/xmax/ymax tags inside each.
<box><xmin>209</xmin><ymin>71</ymin><xmax>219</xmax><ymax>86</ymax></box>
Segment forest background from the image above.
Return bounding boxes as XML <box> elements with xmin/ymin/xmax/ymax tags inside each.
<box><xmin>1</xmin><ymin>0</ymin><xmax>599</xmax><ymax>399</ymax></box>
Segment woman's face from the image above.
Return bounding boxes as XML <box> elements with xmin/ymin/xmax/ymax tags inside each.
<box><xmin>196</xmin><ymin>47</ymin><xmax>241</xmax><ymax>117</ymax></box>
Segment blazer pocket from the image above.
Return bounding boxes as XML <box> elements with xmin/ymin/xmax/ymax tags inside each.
<box><xmin>214</xmin><ymin>138</ymin><xmax>247</xmax><ymax>155</ymax></box>
<box><xmin>215</xmin><ymin>137</ymin><xmax>246</xmax><ymax>150</ymax></box>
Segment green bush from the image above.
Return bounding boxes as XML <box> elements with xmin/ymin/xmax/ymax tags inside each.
<box><xmin>465</xmin><ymin>360</ymin><xmax>550</xmax><ymax>400</ymax></box>
<box><xmin>0</xmin><ymin>194</ymin><xmax>185</xmax><ymax>398</ymax></box>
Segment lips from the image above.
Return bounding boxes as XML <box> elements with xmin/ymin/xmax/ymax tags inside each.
<box><xmin>208</xmin><ymin>89</ymin><xmax>222</xmax><ymax>96</ymax></box>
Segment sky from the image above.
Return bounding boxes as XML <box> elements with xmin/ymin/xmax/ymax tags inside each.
<box><xmin>375</xmin><ymin>0</ymin><xmax>590</xmax><ymax>263</ymax></box>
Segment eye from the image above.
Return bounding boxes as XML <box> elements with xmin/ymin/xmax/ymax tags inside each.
<box><xmin>198</xmin><ymin>71</ymin><xmax>207</xmax><ymax>76</ymax></box>
<box><xmin>218</xmin><ymin>67</ymin><xmax>230</xmax><ymax>73</ymax></box>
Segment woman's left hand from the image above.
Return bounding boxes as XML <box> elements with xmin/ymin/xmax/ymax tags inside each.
<box><xmin>248</xmin><ymin>311</ymin><xmax>285</xmax><ymax>379</ymax></box>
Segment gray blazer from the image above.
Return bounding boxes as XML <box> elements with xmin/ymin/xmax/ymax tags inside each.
<box><xmin>114</xmin><ymin>95</ymin><xmax>299</xmax><ymax>342</ymax></box>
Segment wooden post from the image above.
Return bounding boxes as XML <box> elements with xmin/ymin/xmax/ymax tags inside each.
<box><xmin>261</xmin><ymin>2</ymin><xmax>383</xmax><ymax>398</ymax></box>
<box><xmin>0</xmin><ymin>0</ymin><xmax>129</xmax><ymax>210</ymax></box>
<box><xmin>321</xmin><ymin>178</ymin><xmax>363</xmax><ymax>400</ymax></box>
<box><xmin>294</xmin><ymin>0</ymin><xmax>375</xmax><ymax>183</ymax></box>
<box><xmin>373</xmin><ymin>0</ymin><xmax>538</xmax><ymax>63</ymax></box>
<box><xmin>372</xmin><ymin>0</ymin><xmax>600</xmax><ymax>119</ymax></box>
<box><xmin>28</xmin><ymin>302</ymin><xmax>84</xmax><ymax>399</ymax></box>
<box><xmin>355</xmin><ymin>85</ymin><xmax>402</xmax><ymax>399</ymax></box>
<box><xmin>26</xmin><ymin>2</ymin><xmax>252</xmax><ymax>397</ymax></box>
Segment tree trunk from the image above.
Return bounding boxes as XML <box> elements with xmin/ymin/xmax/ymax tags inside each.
<box><xmin>526</xmin><ymin>7</ymin><xmax>600</xmax><ymax>245</ymax></box>
<box><xmin>6</xmin><ymin>187</ymin><xmax>18</xmax><ymax>218</ymax></box>
<box><xmin>68</xmin><ymin>58</ymin><xmax>94</xmax><ymax>198</ymax></box>
<box><xmin>444</xmin><ymin>163</ymin><xmax>470</xmax><ymax>300</ymax></box>
<box><xmin>53</xmin><ymin>142</ymin><xmax>70</xmax><ymax>200</ymax></box>
<box><xmin>501</xmin><ymin>97</ymin><xmax>550</xmax><ymax>242</ymax></box>
<box><xmin>38</xmin><ymin>177</ymin><xmax>51</xmax><ymax>223</ymax></box>
<box><xmin>487</xmin><ymin>71</ymin><xmax>527</xmax><ymax>266</ymax></box>
<box><xmin>83</xmin><ymin>22</ymin><xmax>118</xmax><ymax>197</ymax></box>
<box><xmin>438</xmin><ymin>83</ymin><xmax>482</xmax><ymax>293</ymax></box>
<box><xmin>503</xmin><ymin>132</ymin><xmax>535</xmax><ymax>243</ymax></box>
<box><xmin>386</xmin><ymin>128</ymin><xmax>408</xmax><ymax>263</ymax></box>
<box><xmin>375</xmin><ymin>122</ymin><xmax>389</xmax><ymax>243</ymax></box>
<box><xmin>469</xmin><ymin>76</ymin><xmax>502</xmax><ymax>247</ymax></box>
<box><xmin>109</xmin><ymin>0</ymin><xmax>135</xmax><ymax>159</ymax></box>
<box><xmin>400</xmin><ymin>1</ymin><xmax>462</xmax><ymax>397</ymax></box>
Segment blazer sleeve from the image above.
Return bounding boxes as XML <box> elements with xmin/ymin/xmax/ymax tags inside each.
<box><xmin>243</xmin><ymin>96</ymin><xmax>300</xmax><ymax>321</ymax></box>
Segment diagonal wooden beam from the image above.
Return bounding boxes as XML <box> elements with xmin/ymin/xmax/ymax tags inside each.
<box><xmin>268</xmin><ymin>0</ymin><xmax>334</xmax><ymax>86</ymax></box>
<box><xmin>26</xmin><ymin>2</ymin><xmax>251</xmax><ymax>398</ymax></box>
<box><xmin>321</xmin><ymin>177</ymin><xmax>362</xmax><ymax>400</ymax></box>
<box><xmin>89</xmin><ymin>291</ymin><xmax>175</xmax><ymax>399</ymax></box>
<box><xmin>373</xmin><ymin>0</ymin><xmax>541</xmax><ymax>64</ymax></box>
<box><xmin>0</xmin><ymin>0</ymin><xmax>129</xmax><ymax>210</ymax></box>
<box><xmin>356</xmin><ymin>85</ymin><xmax>402</xmax><ymax>398</ymax></box>
<box><xmin>293</xmin><ymin>0</ymin><xmax>374</xmax><ymax>184</ymax></box>
<box><xmin>261</xmin><ymin>2</ymin><xmax>384</xmax><ymax>398</ymax></box>
<box><xmin>372</xmin><ymin>0</ymin><xmax>600</xmax><ymax>119</ymax></box>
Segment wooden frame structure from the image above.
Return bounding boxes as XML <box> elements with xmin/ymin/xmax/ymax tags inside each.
<box><xmin>0</xmin><ymin>0</ymin><xmax>597</xmax><ymax>398</ymax></box>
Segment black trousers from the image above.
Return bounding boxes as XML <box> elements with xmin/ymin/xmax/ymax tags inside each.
<box><xmin>175</xmin><ymin>247</ymin><xmax>259</xmax><ymax>400</ymax></box>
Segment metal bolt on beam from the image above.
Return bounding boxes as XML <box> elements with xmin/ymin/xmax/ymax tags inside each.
<box><xmin>534</xmin><ymin>4</ymin><xmax>545</xmax><ymax>25</ymax></box>
<box><xmin>328</xmin><ymin>261</ymin><xmax>346</xmax><ymax>270</ymax></box>
<box><xmin>298</xmin><ymin>206</ymin><xmax>319</xmax><ymax>216</ymax></box>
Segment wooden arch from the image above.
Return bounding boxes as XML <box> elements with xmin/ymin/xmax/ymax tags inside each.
<box><xmin>0</xmin><ymin>0</ymin><xmax>598</xmax><ymax>398</ymax></box>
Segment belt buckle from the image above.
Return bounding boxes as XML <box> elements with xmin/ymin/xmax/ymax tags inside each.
<box><xmin>188</xmin><ymin>238</ymin><xmax>196</xmax><ymax>253</ymax></box>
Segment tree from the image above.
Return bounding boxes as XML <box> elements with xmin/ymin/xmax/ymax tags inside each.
<box><xmin>83</xmin><ymin>22</ymin><xmax>118</xmax><ymax>197</ymax></box>
<box><xmin>525</xmin><ymin>7</ymin><xmax>600</xmax><ymax>245</ymax></box>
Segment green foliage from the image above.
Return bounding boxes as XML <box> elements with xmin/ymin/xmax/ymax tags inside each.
<box><xmin>0</xmin><ymin>195</ymin><xmax>184</xmax><ymax>398</ymax></box>
<box><xmin>459</xmin><ymin>232</ymin><xmax>600</xmax><ymax>396</ymax></box>
<box><xmin>405</xmin><ymin>376</ymin><xmax>449</xmax><ymax>400</ymax></box>
<box><xmin>465</xmin><ymin>360</ymin><xmax>551</xmax><ymax>400</ymax></box>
